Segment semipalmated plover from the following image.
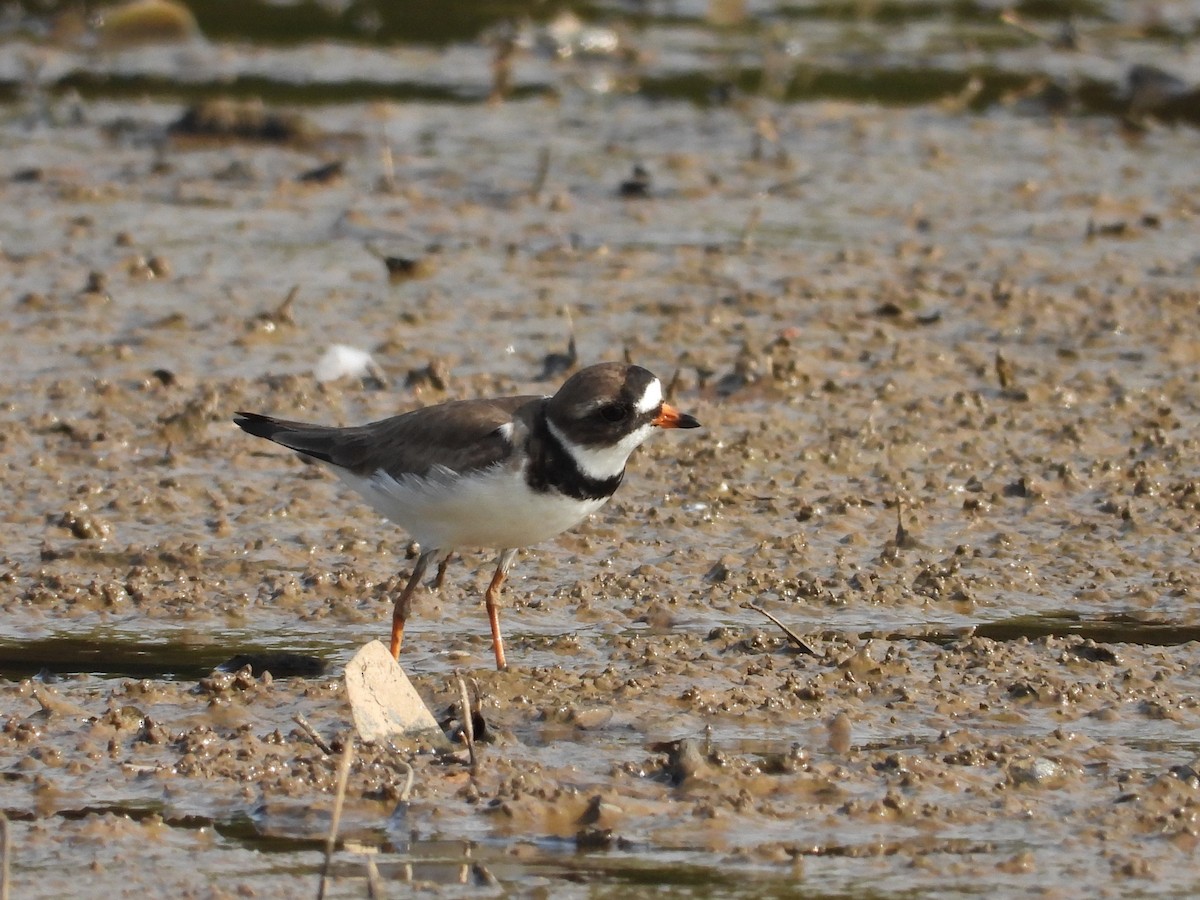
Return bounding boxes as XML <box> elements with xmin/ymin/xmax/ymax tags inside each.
<box><xmin>234</xmin><ymin>362</ymin><xmax>699</xmax><ymax>670</ymax></box>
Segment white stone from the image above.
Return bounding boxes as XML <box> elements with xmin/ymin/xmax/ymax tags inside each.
<box><xmin>344</xmin><ymin>641</ymin><xmax>443</xmax><ymax>743</ymax></box>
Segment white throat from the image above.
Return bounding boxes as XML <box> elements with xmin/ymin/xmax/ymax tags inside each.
<box><xmin>546</xmin><ymin>418</ymin><xmax>655</xmax><ymax>481</ymax></box>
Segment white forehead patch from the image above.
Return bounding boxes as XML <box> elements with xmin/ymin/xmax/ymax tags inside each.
<box><xmin>635</xmin><ymin>378</ymin><xmax>663</xmax><ymax>415</ymax></box>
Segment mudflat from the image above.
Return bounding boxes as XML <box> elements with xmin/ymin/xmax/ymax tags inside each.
<box><xmin>3</xmin><ymin>2</ymin><xmax>1200</xmax><ymax>896</ymax></box>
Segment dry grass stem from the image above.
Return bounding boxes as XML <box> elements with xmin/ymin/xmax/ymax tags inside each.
<box><xmin>394</xmin><ymin>757</ymin><xmax>414</xmax><ymax>802</ymax></box>
<box><xmin>365</xmin><ymin>849</ymin><xmax>385</xmax><ymax>899</ymax></box>
<box><xmin>456</xmin><ymin>672</ymin><xmax>477</xmax><ymax>773</ymax></box>
<box><xmin>293</xmin><ymin>713</ymin><xmax>334</xmax><ymax>755</ymax></box>
<box><xmin>274</xmin><ymin>285</ymin><xmax>299</xmax><ymax>322</ymax></box>
<box><xmin>1</xmin><ymin>811</ymin><xmax>10</xmax><ymax>900</ymax></box>
<box><xmin>378</xmin><ymin>144</ymin><xmax>395</xmax><ymax>193</ymax></box>
<box><xmin>317</xmin><ymin>738</ymin><xmax>356</xmax><ymax>900</ymax></box>
<box><xmin>739</xmin><ymin>205</ymin><xmax>762</xmax><ymax>248</ymax></box>
<box><xmin>530</xmin><ymin>146</ymin><xmax>551</xmax><ymax>199</ymax></box>
<box><xmin>742</xmin><ymin>601</ymin><xmax>818</xmax><ymax>655</ymax></box>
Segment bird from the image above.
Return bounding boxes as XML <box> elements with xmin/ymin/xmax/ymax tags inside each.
<box><xmin>234</xmin><ymin>362</ymin><xmax>700</xmax><ymax>670</ymax></box>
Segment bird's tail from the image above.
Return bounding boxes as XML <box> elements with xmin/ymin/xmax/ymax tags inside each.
<box><xmin>233</xmin><ymin>412</ymin><xmax>342</xmax><ymax>465</ymax></box>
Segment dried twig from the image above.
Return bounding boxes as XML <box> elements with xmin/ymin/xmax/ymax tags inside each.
<box><xmin>394</xmin><ymin>758</ymin><xmax>415</xmax><ymax>802</ymax></box>
<box><xmin>664</xmin><ymin>367</ymin><xmax>683</xmax><ymax>400</ymax></box>
<box><xmin>529</xmin><ymin>145</ymin><xmax>551</xmax><ymax>200</ymax></box>
<box><xmin>999</xmin><ymin>9</ymin><xmax>1047</xmax><ymax>42</ymax></box>
<box><xmin>378</xmin><ymin>143</ymin><xmax>396</xmax><ymax>193</ymax></box>
<box><xmin>1</xmin><ymin>811</ymin><xmax>10</xmax><ymax>900</ymax></box>
<box><xmin>894</xmin><ymin>501</ymin><xmax>909</xmax><ymax>547</ymax></box>
<box><xmin>489</xmin><ymin>28</ymin><xmax>517</xmax><ymax>103</ymax></box>
<box><xmin>739</xmin><ymin>205</ymin><xmax>762</xmax><ymax>249</ymax></box>
<box><xmin>317</xmin><ymin>738</ymin><xmax>355</xmax><ymax>900</ymax></box>
<box><xmin>379</xmin><ymin>740</ymin><xmax>416</xmax><ymax>802</ymax></box>
<box><xmin>382</xmin><ymin>745</ymin><xmax>416</xmax><ymax>803</ymax></box>
<box><xmin>274</xmin><ymin>285</ymin><xmax>299</xmax><ymax>322</ymax></box>
<box><xmin>742</xmin><ymin>602</ymin><xmax>818</xmax><ymax>655</ymax></box>
<box><xmin>456</xmin><ymin>671</ymin><xmax>477</xmax><ymax>773</ymax></box>
<box><xmin>293</xmin><ymin>713</ymin><xmax>333</xmax><ymax>755</ymax></box>
<box><xmin>365</xmin><ymin>850</ymin><xmax>385</xmax><ymax>899</ymax></box>
<box><xmin>890</xmin><ymin>498</ymin><xmax>925</xmax><ymax>551</ymax></box>
<box><xmin>539</xmin><ymin>307</ymin><xmax>577</xmax><ymax>380</ymax></box>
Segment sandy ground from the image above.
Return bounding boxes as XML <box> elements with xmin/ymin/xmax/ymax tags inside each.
<box><xmin>4</xmin><ymin>7</ymin><xmax>1200</xmax><ymax>897</ymax></box>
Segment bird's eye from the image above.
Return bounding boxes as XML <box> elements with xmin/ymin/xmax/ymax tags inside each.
<box><xmin>598</xmin><ymin>403</ymin><xmax>628</xmax><ymax>423</ymax></box>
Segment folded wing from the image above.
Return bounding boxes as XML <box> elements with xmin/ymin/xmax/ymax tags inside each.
<box><xmin>234</xmin><ymin>395</ymin><xmax>541</xmax><ymax>478</ymax></box>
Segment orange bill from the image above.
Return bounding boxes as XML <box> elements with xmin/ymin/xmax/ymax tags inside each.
<box><xmin>652</xmin><ymin>403</ymin><xmax>701</xmax><ymax>429</ymax></box>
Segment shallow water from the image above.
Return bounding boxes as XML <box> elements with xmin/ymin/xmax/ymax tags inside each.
<box><xmin>4</xmin><ymin>0</ymin><xmax>1200</xmax><ymax>897</ymax></box>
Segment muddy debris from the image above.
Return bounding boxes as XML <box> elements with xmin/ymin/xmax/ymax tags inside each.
<box><xmin>296</xmin><ymin>160</ymin><xmax>344</xmax><ymax>185</ymax></box>
<box><xmin>617</xmin><ymin>164</ymin><xmax>653</xmax><ymax>199</ymax></box>
<box><xmin>218</xmin><ymin>652</ymin><xmax>329</xmax><ymax>678</ymax></box>
<box><xmin>167</xmin><ymin>99</ymin><xmax>319</xmax><ymax>145</ymax></box>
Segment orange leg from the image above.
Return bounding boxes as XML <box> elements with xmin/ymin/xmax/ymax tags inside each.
<box><xmin>485</xmin><ymin>549</ymin><xmax>519</xmax><ymax>671</ymax></box>
<box><xmin>389</xmin><ymin>551</ymin><xmax>432</xmax><ymax>660</ymax></box>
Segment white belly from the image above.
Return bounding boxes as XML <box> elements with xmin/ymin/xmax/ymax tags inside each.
<box><xmin>333</xmin><ymin>464</ymin><xmax>608</xmax><ymax>551</ymax></box>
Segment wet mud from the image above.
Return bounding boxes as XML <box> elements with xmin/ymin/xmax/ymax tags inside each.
<box><xmin>4</xmin><ymin>1</ymin><xmax>1200</xmax><ymax>897</ymax></box>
